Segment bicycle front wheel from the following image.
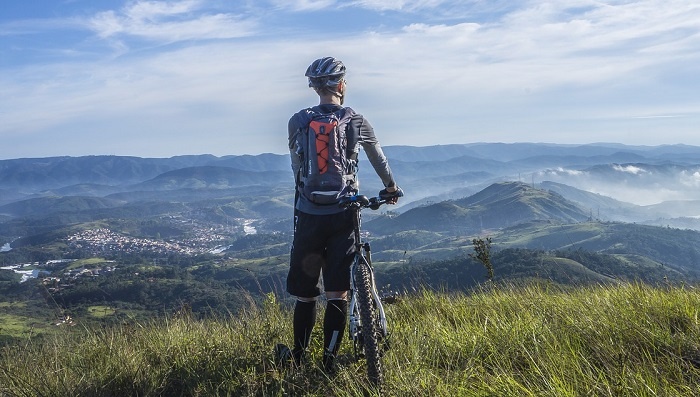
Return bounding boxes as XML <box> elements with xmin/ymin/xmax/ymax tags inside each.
<box><xmin>354</xmin><ymin>257</ymin><xmax>384</xmax><ymax>390</ymax></box>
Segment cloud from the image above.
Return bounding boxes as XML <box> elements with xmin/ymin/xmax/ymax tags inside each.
<box><xmin>0</xmin><ymin>38</ymin><xmax>312</xmax><ymax>157</ymax></box>
<box><xmin>680</xmin><ymin>171</ymin><xmax>700</xmax><ymax>188</ymax></box>
<box><xmin>613</xmin><ymin>165</ymin><xmax>648</xmax><ymax>175</ymax></box>
<box><xmin>271</xmin><ymin>0</ymin><xmax>337</xmax><ymax>12</ymax></box>
<box><xmin>88</xmin><ymin>0</ymin><xmax>257</xmax><ymax>42</ymax></box>
<box><xmin>350</xmin><ymin>0</ymin><xmax>448</xmax><ymax>12</ymax></box>
<box><xmin>354</xmin><ymin>1</ymin><xmax>699</xmax><ymax>88</ymax></box>
<box><xmin>2</xmin><ymin>0</ymin><xmax>700</xmax><ymax>159</ymax></box>
<box><xmin>540</xmin><ymin>168</ymin><xmax>586</xmax><ymax>177</ymax></box>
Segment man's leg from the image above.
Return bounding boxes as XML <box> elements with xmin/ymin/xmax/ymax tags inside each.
<box><xmin>292</xmin><ymin>296</ymin><xmax>317</xmax><ymax>363</ymax></box>
<box><xmin>286</xmin><ymin>211</ymin><xmax>326</xmax><ymax>364</ymax></box>
<box><xmin>323</xmin><ymin>290</ymin><xmax>348</xmax><ymax>372</ymax></box>
<box><xmin>321</xmin><ymin>210</ymin><xmax>355</xmax><ymax>372</ymax></box>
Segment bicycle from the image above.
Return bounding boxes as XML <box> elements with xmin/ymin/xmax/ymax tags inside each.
<box><xmin>339</xmin><ymin>194</ymin><xmax>392</xmax><ymax>390</ymax></box>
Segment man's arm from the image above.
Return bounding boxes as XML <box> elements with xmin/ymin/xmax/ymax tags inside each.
<box><xmin>288</xmin><ymin>116</ymin><xmax>302</xmax><ymax>179</ymax></box>
<box><xmin>351</xmin><ymin>115</ymin><xmax>397</xmax><ymax>190</ymax></box>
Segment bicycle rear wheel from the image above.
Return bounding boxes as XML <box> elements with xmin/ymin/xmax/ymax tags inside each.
<box><xmin>354</xmin><ymin>257</ymin><xmax>384</xmax><ymax>390</ymax></box>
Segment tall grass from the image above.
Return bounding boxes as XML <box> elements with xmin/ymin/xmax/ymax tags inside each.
<box><xmin>2</xmin><ymin>283</ymin><xmax>700</xmax><ymax>396</ymax></box>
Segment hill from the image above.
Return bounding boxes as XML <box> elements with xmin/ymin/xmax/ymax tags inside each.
<box><xmin>2</xmin><ymin>283</ymin><xmax>699</xmax><ymax>396</ymax></box>
<box><xmin>0</xmin><ymin>196</ymin><xmax>125</xmax><ymax>218</ymax></box>
<box><xmin>368</xmin><ymin>181</ymin><xmax>590</xmax><ymax>234</ymax></box>
<box><xmin>131</xmin><ymin>166</ymin><xmax>291</xmax><ymax>190</ymax></box>
<box><xmin>538</xmin><ymin>181</ymin><xmax>640</xmax><ymax>219</ymax></box>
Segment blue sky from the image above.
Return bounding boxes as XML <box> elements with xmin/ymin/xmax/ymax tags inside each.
<box><xmin>1</xmin><ymin>0</ymin><xmax>699</xmax><ymax>159</ymax></box>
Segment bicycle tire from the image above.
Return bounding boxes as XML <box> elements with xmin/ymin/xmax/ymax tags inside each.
<box><xmin>354</xmin><ymin>257</ymin><xmax>384</xmax><ymax>389</ymax></box>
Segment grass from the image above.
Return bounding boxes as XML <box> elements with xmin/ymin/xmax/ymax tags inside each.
<box><xmin>0</xmin><ymin>300</ymin><xmax>58</xmax><ymax>342</ymax></box>
<box><xmin>2</xmin><ymin>283</ymin><xmax>700</xmax><ymax>396</ymax></box>
<box><xmin>0</xmin><ymin>313</ymin><xmax>35</xmax><ymax>339</ymax></box>
<box><xmin>68</xmin><ymin>258</ymin><xmax>114</xmax><ymax>269</ymax></box>
<box><xmin>0</xmin><ymin>302</ymin><xmax>25</xmax><ymax>308</ymax></box>
<box><xmin>87</xmin><ymin>306</ymin><xmax>116</xmax><ymax>318</ymax></box>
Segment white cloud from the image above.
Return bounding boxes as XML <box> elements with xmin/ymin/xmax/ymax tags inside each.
<box><xmin>2</xmin><ymin>0</ymin><xmax>700</xmax><ymax>158</ymax></box>
<box><xmin>88</xmin><ymin>0</ymin><xmax>257</xmax><ymax>42</ymax></box>
<box><xmin>547</xmin><ymin>168</ymin><xmax>585</xmax><ymax>176</ymax></box>
<box><xmin>125</xmin><ymin>0</ymin><xmax>203</xmax><ymax>20</ymax></box>
<box><xmin>271</xmin><ymin>0</ymin><xmax>337</xmax><ymax>12</ymax></box>
<box><xmin>679</xmin><ymin>171</ymin><xmax>700</xmax><ymax>188</ymax></box>
<box><xmin>350</xmin><ymin>0</ymin><xmax>445</xmax><ymax>12</ymax></box>
<box><xmin>612</xmin><ymin>165</ymin><xmax>648</xmax><ymax>175</ymax></box>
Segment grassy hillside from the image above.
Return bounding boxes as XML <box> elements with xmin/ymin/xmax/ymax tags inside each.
<box><xmin>2</xmin><ymin>283</ymin><xmax>700</xmax><ymax>396</ymax></box>
<box><xmin>369</xmin><ymin>181</ymin><xmax>591</xmax><ymax>235</ymax></box>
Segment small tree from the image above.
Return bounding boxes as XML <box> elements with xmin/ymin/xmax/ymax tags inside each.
<box><xmin>469</xmin><ymin>237</ymin><xmax>494</xmax><ymax>281</ymax></box>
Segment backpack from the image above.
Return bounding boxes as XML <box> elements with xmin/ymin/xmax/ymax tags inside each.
<box><xmin>296</xmin><ymin>107</ymin><xmax>358</xmax><ymax>205</ymax></box>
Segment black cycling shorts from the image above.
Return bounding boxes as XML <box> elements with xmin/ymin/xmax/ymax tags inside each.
<box><xmin>287</xmin><ymin>210</ymin><xmax>356</xmax><ymax>298</ymax></box>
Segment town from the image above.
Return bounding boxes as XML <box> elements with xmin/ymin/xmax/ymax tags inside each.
<box><xmin>63</xmin><ymin>216</ymin><xmax>257</xmax><ymax>257</ymax></box>
<box><xmin>0</xmin><ymin>217</ymin><xmax>260</xmax><ymax>285</ymax></box>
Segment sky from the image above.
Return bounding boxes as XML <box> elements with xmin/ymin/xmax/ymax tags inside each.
<box><xmin>1</xmin><ymin>0</ymin><xmax>699</xmax><ymax>159</ymax></box>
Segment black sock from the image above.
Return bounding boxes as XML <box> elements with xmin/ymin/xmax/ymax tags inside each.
<box><xmin>292</xmin><ymin>300</ymin><xmax>317</xmax><ymax>361</ymax></box>
<box><xmin>323</xmin><ymin>298</ymin><xmax>348</xmax><ymax>358</ymax></box>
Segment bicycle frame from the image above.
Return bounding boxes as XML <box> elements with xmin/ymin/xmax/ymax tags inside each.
<box><xmin>344</xmin><ymin>196</ymin><xmax>389</xmax><ymax>357</ymax></box>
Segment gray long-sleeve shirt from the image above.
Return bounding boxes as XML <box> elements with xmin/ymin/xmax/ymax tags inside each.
<box><xmin>288</xmin><ymin>103</ymin><xmax>396</xmax><ymax>215</ymax></box>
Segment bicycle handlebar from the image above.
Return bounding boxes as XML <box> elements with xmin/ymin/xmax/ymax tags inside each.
<box><xmin>339</xmin><ymin>195</ymin><xmax>388</xmax><ymax>210</ymax></box>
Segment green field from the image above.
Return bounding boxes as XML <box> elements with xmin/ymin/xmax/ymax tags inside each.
<box><xmin>68</xmin><ymin>257</ymin><xmax>115</xmax><ymax>269</ymax></box>
<box><xmin>87</xmin><ymin>305</ymin><xmax>116</xmax><ymax>318</ymax></box>
<box><xmin>0</xmin><ymin>313</ymin><xmax>50</xmax><ymax>338</ymax></box>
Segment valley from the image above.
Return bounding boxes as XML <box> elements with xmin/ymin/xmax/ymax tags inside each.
<box><xmin>2</xmin><ymin>142</ymin><xmax>700</xmax><ymax>344</ymax></box>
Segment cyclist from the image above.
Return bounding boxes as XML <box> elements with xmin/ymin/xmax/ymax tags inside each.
<box><xmin>278</xmin><ymin>56</ymin><xmax>403</xmax><ymax>374</ymax></box>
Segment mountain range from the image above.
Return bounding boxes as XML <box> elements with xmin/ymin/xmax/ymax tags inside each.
<box><xmin>2</xmin><ymin>142</ymin><xmax>700</xmax><ymax>275</ymax></box>
<box><xmin>4</xmin><ymin>142</ymin><xmax>700</xmax><ymax>333</ymax></box>
<box><xmin>1</xmin><ymin>142</ymin><xmax>700</xmax><ymax>226</ymax></box>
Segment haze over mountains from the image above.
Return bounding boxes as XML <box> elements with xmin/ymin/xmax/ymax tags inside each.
<box><xmin>2</xmin><ymin>142</ymin><xmax>699</xmax><ymax>229</ymax></box>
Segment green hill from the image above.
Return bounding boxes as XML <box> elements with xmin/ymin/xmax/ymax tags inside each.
<box><xmin>496</xmin><ymin>221</ymin><xmax>700</xmax><ymax>277</ymax></box>
<box><xmin>369</xmin><ymin>181</ymin><xmax>590</xmax><ymax>235</ymax></box>
<box><xmin>2</xmin><ymin>283</ymin><xmax>699</xmax><ymax>396</ymax></box>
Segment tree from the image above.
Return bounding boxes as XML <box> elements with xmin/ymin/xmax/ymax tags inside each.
<box><xmin>470</xmin><ymin>237</ymin><xmax>494</xmax><ymax>281</ymax></box>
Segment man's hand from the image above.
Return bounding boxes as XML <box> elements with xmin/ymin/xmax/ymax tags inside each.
<box><xmin>379</xmin><ymin>186</ymin><xmax>404</xmax><ymax>204</ymax></box>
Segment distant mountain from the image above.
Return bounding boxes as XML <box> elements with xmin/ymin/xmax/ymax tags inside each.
<box><xmin>39</xmin><ymin>183</ymin><xmax>125</xmax><ymax>198</ymax></box>
<box><xmin>385</xmin><ymin>155</ymin><xmax>510</xmax><ymax>178</ymax></box>
<box><xmin>540</xmin><ymin>180</ymin><xmax>700</xmax><ymax>224</ymax></box>
<box><xmin>508</xmin><ymin>152</ymin><xmax>648</xmax><ymax>171</ymax></box>
<box><xmin>538</xmin><ymin>181</ymin><xmax>644</xmax><ymax>221</ymax></box>
<box><xmin>0</xmin><ymin>156</ymin><xmax>197</xmax><ymax>190</ymax></box>
<box><xmin>368</xmin><ymin>181</ymin><xmax>590</xmax><ymax>234</ymax></box>
<box><xmin>0</xmin><ymin>154</ymin><xmax>290</xmax><ymax>192</ymax></box>
<box><xmin>383</xmin><ymin>142</ymin><xmax>700</xmax><ymax>163</ymax></box>
<box><xmin>537</xmin><ymin>162</ymin><xmax>700</xmax><ymax>207</ymax></box>
<box><xmin>383</xmin><ymin>144</ymin><xmax>484</xmax><ymax>162</ymax></box>
<box><xmin>539</xmin><ymin>181</ymin><xmax>633</xmax><ymax>209</ymax></box>
<box><xmin>0</xmin><ymin>188</ymin><xmax>28</xmax><ymax>207</ymax></box>
<box><xmin>643</xmin><ymin>200</ymin><xmax>700</xmax><ymax>219</ymax></box>
<box><xmin>210</xmin><ymin>153</ymin><xmax>289</xmax><ymax>172</ymax></box>
<box><xmin>131</xmin><ymin>166</ymin><xmax>291</xmax><ymax>191</ymax></box>
<box><xmin>2</xmin><ymin>143</ymin><xmax>700</xmax><ymax>225</ymax></box>
<box><xmin>0</xmin><ymin>196</ymin><xmax>124</xmax><ymax>218</ymax></box>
